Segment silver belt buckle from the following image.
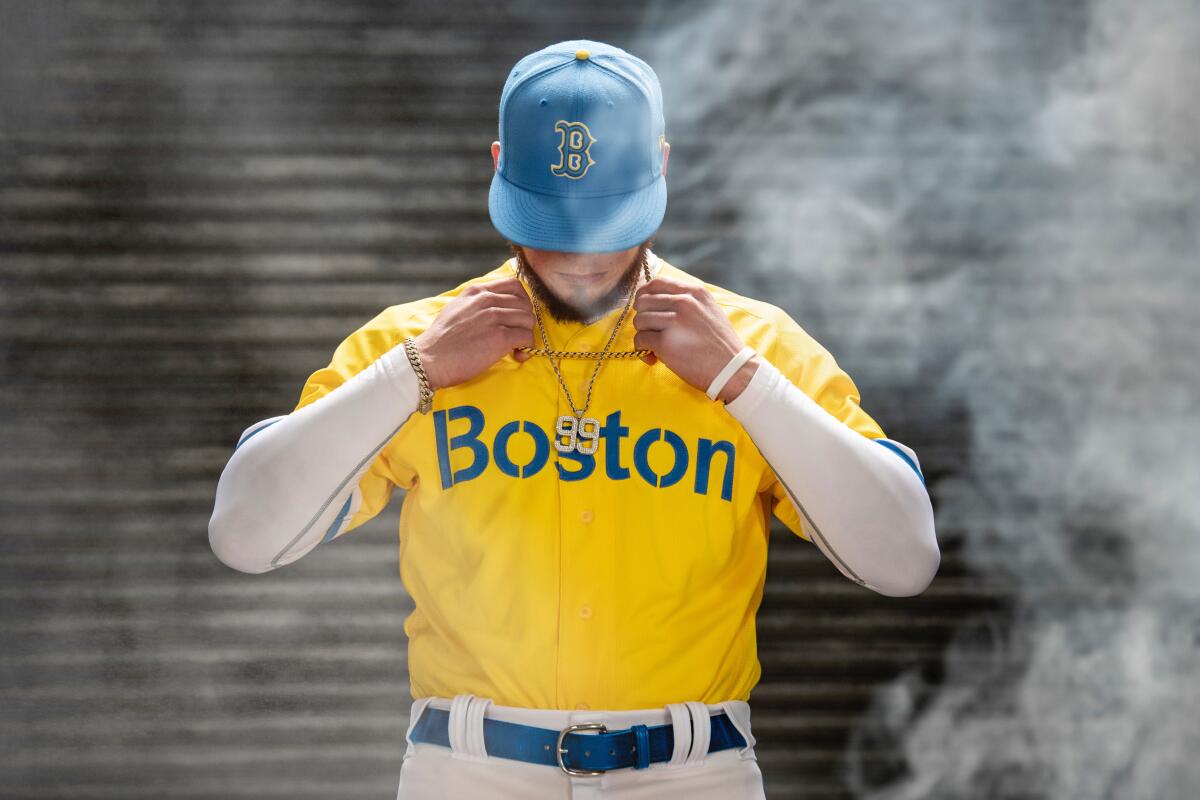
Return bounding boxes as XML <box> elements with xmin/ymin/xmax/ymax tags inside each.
<box><xmin>556</xmin><ymin>721</ymin><xmax>608</xmax><ymax>776</ymax></box>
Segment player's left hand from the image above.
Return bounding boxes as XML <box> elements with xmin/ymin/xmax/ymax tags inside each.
<box><xmin>632</xmin><ymin>275</ymin><xmax>757</xmax><ymax>400</ymax></box>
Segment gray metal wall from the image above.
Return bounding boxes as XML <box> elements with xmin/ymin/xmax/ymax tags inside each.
<box><xmin>3</xmin><ymin>1</ymin><xmax>1196</xmax><ymax>799</ymax></box>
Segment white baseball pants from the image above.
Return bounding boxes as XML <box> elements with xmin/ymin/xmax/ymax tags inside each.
<box><xmin>395</xmin><ymin>694</ymin><xmax>767</xmax><ymax>799</ymax></box>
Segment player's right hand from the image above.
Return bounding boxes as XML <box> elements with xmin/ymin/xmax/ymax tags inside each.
<box><xmin>412</xmin><ymin>276</ymin><xmax>536</xmax><ymax>391</ymax></box>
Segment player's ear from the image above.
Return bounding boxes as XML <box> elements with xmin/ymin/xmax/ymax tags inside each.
<box><xmin>491</xmin><ymin>141</ymin><xmax>501</xmax><ymax>172</ymax></box>
<box><xmin>661</xmin><ymin>141</ymin><xmax>670</xmax><ymax>178</ymax></box>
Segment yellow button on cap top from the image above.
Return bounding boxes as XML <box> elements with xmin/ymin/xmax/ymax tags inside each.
<box><xmin>575</xmin><ymin>49</ymin><xmax>589</xmax><ymax>60</ymax></box>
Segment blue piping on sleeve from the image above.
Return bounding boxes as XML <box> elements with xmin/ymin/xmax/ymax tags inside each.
<box><xmin>874</xmin><ymin>439</ymin><xmax>925</xmax><ymax>485</ymax></box>
<box><xmin>235</xmin><ymin>418</ymin><xmax>283</xmax><ymax>450</ymax></box>
<box><xmin>322</xmin><ymin>495</ymin><xmax>354</xmax><ymax>543</ymax></box>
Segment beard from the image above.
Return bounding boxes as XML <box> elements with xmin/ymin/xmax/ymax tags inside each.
<box><xmin>509</xmin><ymin>243</ymin><xmax>649</xmax><ymax>325</ymax></box>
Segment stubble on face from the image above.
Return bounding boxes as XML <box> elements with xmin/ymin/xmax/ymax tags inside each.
<box><xmin>509</xmin><ymin>242</ymin><xmax>651</xmax><ymax>325</ymax></box>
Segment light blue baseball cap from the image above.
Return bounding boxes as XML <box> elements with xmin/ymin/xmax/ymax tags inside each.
<box><xmin>489</xmin><ymin>39</ymin><xmax>667</xmax><ymax>254</ymax></box>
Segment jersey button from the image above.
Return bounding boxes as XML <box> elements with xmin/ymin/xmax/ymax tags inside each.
<box><xmin>578</xmin><ymin>605</ymin><xmax>592</xmax><ymax>619</ymax></box>
<box><xmin>579</xmin><ymin>509</ymin><xmax>594</xmax><ymax>524</ymax></box>
<box><xmin>575</xmin><ymin>702</ymin><xmax>590</xmax><ymax>710</ymax></box>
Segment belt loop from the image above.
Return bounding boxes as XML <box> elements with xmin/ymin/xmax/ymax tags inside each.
<box><xmin>403</xmin><ymin>697</ymin><xmax>435</xmax><ymax>761</ymax></box>
<box><xmin>682</xmin><ymin>701</ymin><xmax>711</xmax><ymax>766</ymax></box>
<box><xmin>467</xmin><ymin>695</ymin><xmax>493</xmax><ymax>760</ymax></box>
<box><xmin>448</xmin><ymin>693</ymin><xmax>493</xmax><ymax>762</ymax></box>
<box><xmin>717</xmin><ymin>700</ymin><xmax>758</xmax><ymax>760</ymax></box>
<box><xmin>631</xmin><ymin>724</ymin><xmax>651</xmax><ymax>770</ymax></box>
<box><xmin>664</xmin><ymin>702</ymin><xmax>693</xmax><ymax>767</ymax></box>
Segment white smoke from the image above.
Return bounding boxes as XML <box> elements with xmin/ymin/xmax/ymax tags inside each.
<box><xmin>635</xmin><ymin>0</ymin><xmax>1200</xmax><ymax>796</ymax></box>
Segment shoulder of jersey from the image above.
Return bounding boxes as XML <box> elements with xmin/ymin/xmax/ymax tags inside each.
<box><xmin>371</xmin><ymin>257</ymin><xmax>519</xmax><ymax>339</ymax></box>
<box><xmin>654</xmin><ymin>256</ymin><xmax>813</xmax><ymax>349</ymax></box>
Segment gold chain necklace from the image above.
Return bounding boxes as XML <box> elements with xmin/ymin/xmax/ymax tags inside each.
<box><xmin>516</xmin><ymin>251</ymin><xmax>653</xmax><ymax>455</ymax></box>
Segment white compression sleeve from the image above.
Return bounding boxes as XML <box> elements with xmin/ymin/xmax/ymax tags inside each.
<box><xmin>723</xmin><ymin>353</ymin><xmax>939</xmax><ymax>596</ymax></box>
<box><xmin>208</xmin><ymin>342</ymin><xmax>420</xmax><ymax>574</ymax></box>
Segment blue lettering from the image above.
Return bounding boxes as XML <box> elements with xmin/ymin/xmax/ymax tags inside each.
<box><xmin>694</xmin><ymin>438</ymin><xmax>736</xmax><ymax>501</ymax></box>
<box><xmin>433</xmin><ymin>405</ymin><xmax>489</xmax><ymax>489</ymax></box>
<box><xmin>494</xmin><ymin>420</ymin><xmax>550</xmax><ymax>478</ymax></box>
<box><xmin>555</xmin><ymin>449</ymin><xmax>596</xmax><ymax>481</ymax></box>
<box><xmin>598</xmin><ymin>410</ymin><xmax>630</xmax><ymax>480</ymax></box>
<box><xmin>633</xmin><ymin>428</ymin><xmax>689</xmax><ymax>488</ymax></box>
<box><xmin>432</xmin><ymin>405</ymin><xmax>734</xmax><ymax>501</ymax></box>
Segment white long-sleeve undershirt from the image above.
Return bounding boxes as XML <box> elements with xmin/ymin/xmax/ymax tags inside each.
<box><xmin>723</xmin><ymin>353</ymin><xmax>939</xmax><ymax>596</ymax></box>
<box><xmin>208</xmin><ymin>341</ymin><xmax>421</xmax><ymax>574</ymax></box>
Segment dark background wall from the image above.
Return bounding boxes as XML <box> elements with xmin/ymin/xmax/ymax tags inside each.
<box><xmin>2</xmin><ymin>1</ymin><xmax>1196</xmax><ymax>798</ymax></box>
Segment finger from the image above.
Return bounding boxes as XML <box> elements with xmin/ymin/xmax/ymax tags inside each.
<box><xmin>512</xmin><ymin>348</ymin><xmax>532</xmax><ymax>362</ymax></box>
<box><xmin>486</xmin><ymin>307</ymin><xmax>536</xmax><ymax>328</ymax></box>
<box><xmin>633</xmin><ymin>330</ymin><xmax>661</xmax><ymax>352</ymax></box>
<box><xmin>481</xmin><ymin>288</ymin><xmax>535</xmax><ymax>312</ymax></box>
<box><xmin>632</xmin><ymin>310</ymin><xmax>676</xmax><ymax>331</ymax></box>
<box><xmin>482</xmin><ymin>299</ymin><xmax>535</xmax><ymax>319</ymax></box>
<box><xmin>638</xmin><ymin>276</ymin><xmax>692</xmax><ymax>296</ymax></box>
<box><xmin>482</xmin><ymin>276</ymin><xmax>529</xmax><ymax>299</ymax></box>
<box><xmin>640</xmin><ymin>352</ymin><xmax>658</xmax><ymax>365</ymax></box>
<box><xmin>634</xmin><ymin>292</ymin><xmax>691</xmax><ymax>312</ymax></box>
<box><xmin>502</xmin><ymin>325</ymin><xmax>536</xmax><ymax>350</ymax></box>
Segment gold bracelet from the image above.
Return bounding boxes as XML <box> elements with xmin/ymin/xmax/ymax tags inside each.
<box><xmin>402</xmin><ymin>337</ymin><xmax>434</xmax><ymax>414</ymax></box>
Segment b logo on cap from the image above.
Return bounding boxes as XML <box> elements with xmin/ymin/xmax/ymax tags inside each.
<box><xmin>551</xmin><ymin>120</ymin><xmax>596</xmax><ymax>179</ymax></box>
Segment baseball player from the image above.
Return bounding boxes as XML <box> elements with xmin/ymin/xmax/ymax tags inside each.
<box><xmin>208</xmin><ymin>39</ymin><xmax>938</xmax><ymax>800</ymax></box>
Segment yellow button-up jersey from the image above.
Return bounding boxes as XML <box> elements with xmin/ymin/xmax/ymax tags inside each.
<box><xmin>291</xmin><ymin>255</ymin><xmax>887</xmax><ymax>711</ymax></box>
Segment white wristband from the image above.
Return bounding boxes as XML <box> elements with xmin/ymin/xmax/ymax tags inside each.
<box><xmin>706</xmin><ymin>345</ymin><xmax>757</xmax><ymax>401</ymax></box>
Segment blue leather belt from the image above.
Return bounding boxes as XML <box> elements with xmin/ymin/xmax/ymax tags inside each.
<box><xmin>410</xmin><ymin>704</ymin><xmax>747</xmax><ymax>775</ymax></box>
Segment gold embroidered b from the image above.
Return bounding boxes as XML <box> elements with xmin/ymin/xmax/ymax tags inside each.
<box><xmin>551</xmin><ymin>120</ymin><xmax>596</xmax><ymax>179</ymax></box>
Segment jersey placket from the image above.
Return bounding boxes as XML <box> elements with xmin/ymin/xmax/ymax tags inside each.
<box><xmin>553</xmin><ymin>321</ymin><xmax>617</xmax><ymax>712</ymax></box>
